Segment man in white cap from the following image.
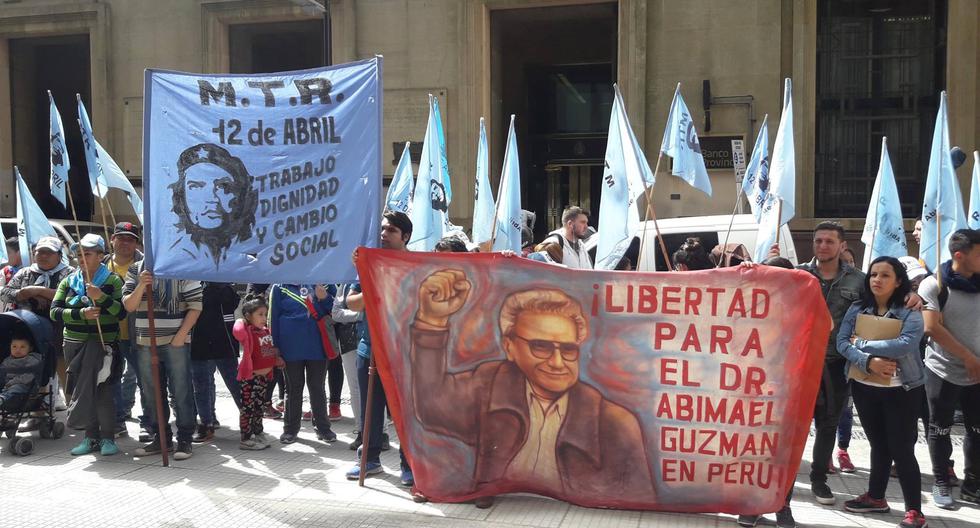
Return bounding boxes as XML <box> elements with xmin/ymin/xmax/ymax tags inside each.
<box><xmin>1</xmin><ymin>236</ymin><xmax>75</xmax><ymax>419</ymax></box>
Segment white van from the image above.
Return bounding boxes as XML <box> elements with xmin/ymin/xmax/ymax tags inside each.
<box><xmin>631</xmin><ymin>214</ymin><xmax>798</xmax><ymax>271</ymax></box>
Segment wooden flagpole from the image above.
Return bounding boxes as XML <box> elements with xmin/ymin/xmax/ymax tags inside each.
<box><xmin>638</xmin><ymin>153</ymin><xmax>673</xmax><ymax>271</ymax></box>
<box><xmin>358</xmin><ymin>354</ymin><xmax>377</xmax><ymax>486</ymax></box>
<box><xmin>143</xmin><ymin>284</ymin><xmax>171</xmax><ymax>467</ymax></box>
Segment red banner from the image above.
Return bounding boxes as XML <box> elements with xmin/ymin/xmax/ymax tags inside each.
<box><xmin>357</xmin><ymin>250</ymin><xmax>831</xmax><ymax>513</ymax></box>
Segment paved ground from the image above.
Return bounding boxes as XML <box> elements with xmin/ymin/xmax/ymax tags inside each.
<box><xmin>1</xmin><ymin>385</ymin><xmax>977</xmax><ymax>528</ymax></box>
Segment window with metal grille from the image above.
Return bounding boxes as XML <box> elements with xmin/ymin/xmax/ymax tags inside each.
<box><xmin>815</xmin><ymin>0</ymin><xmax>947</xmax><ymax>218</ymax></box>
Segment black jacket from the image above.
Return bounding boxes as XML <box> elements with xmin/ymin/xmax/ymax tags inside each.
<box><xmin>191</xmin><ymin>282</ymin><xmax>240</xmax><ymax>361</ymax></box>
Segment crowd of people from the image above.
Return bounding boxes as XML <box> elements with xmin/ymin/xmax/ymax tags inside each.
<box><xmin>0</xmin><ymin>206</ymin><xmax>978</xmax><ymax>528</ymax></box>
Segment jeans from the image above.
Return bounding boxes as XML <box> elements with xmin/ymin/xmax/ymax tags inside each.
<box><xmin>356</xmin><ymin>354</ymin><xmax>408</xmax><ymax>471</ymax></box>
<box><xmin>810</xmin><ymin>360</ymin><xmax>850</xmax><ymax>484</ymax></box>
<box><xmin>926</xmin><ymin>369</ymin><xmax>980</xmax><ymax>485</ymax></box>
<box><xmin>282</xmin><ymin>359</ymin><xmax>331</xmax><ymax>436</ymax></box>
<box><xmin>341</xmin><ymin>351</ymin><xmax>362</xmax><ymax>429</ymax></box>
<box><xmin>852</xmin><ymin>382</ymin><xmax>923</xmax><ymax>511</ymax></box>
<box><xmin>836</xmin><ymin>396</ymin><xmax>853</xmax><ymax>450</ymax></box>
<box><xmin>191</xmin><ymin>358</ymin><xmax>242</xmax><ymax>426</ymax></box>
<box><xmin>112</xmin><ymin>340</ymin><xmax>144</xmax><ymax>426</ymax></box>
<box><xmin>135</xmin><ymin>343</ymin><xmax>196</xmax><ymax>443</ymax></box>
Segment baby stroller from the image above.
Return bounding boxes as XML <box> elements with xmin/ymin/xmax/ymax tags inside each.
<box><xmin>0</xmin><ymin>309</ymin><xmax>64</xmax><ymax>456</ymax></box>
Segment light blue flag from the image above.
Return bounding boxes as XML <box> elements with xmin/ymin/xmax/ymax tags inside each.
<box><xmin>409</xmin><ymin>95</ymin><xmax>450</xmax><ymax>251</ymax></box>
<box><xmin>740</xmin><ymin>114</ymin><xmax>770</xmax><ymax>222</ymax></box>
<box><xmin>471</xmin><ymin>117</ymin><xmax>495</xmax><ymax>245</ymax></box>
<box><xmin>432</xmin><ymin>96</ymin><xmax>452</xmax><ymax>205</ymax></box>
<box><xmin>967</xmin><ymin>151</ymin><xmax>980</xmax><ymax>230</ymax></box>
<box><xmin>920</xmin><ymin>91</ymin><xmax>967</xmax><ymax>268</ymax></box>
<box><xmin>77</xmin><ymin>96</ymin><xmax>109</xmax><ymax>198</ymax></box>
<box><xmin>386</xmin><ymin>141</ymin><xmax>414</xmax><ymax>214</ymax></box>
<box><xmin>492</xmin><ymin>115</ymin><xmax>521</xmax><ymax>252</ymax></box>
<box><xmin>596</xmin><ymin>85</ymin><xmax>656</xmax><ymax>270</ymax></box>
<box><xmin>753</xmin><ymin>79</ymin><xmax>796</xmax><ymax>263</ymax></box>
<box><xmin>861</xmin><ymin>137</ymin><xmax>907</xmax><ymax>270</ymax></box>
<box><xmin>77</xmin><ymin>96</ymin><xmax>143</xmax><ymax>220</ymax></box>
<box><xmin>660</xmin><ymin>83</ymin><xmax>711</xmax><ymax>196</ymax></box>
<box><xmin>15</xmin><ymin>167</ymin><xmax>58</xmax><ymax>266</ymax></box>
<box><xmin>48</xmin><ymin>91</ymin><xmax>70</xmax><ymax>208</ymax></box>
<box><xmin>143</xmin><ymin>58</ymin><xmax>383</xmax><ymax>283</ymax></box>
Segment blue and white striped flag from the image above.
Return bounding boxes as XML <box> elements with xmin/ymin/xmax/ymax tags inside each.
<box><xmin>660</xmin><ymin>83</ymin><xmax>711</xmax><ymax>196</ymax></box>
<box><xmin>15</xmin><ymin>167</ymin><xmax>58</xmax><ymax>266</ymax></box>
<box><xmin>386</xmin><ymin>141</ymin><xmax>414</xmax><ymax>214</ymax></box>
<box><xmin>919</xmin><ymin>91</ymin><xmax>967</xmax><ymax>267</ymax></box>
<box><xmin>492</xmin><ymin>115</ymin><xmax>522</xmax><ymax>252</ymax></box>
<box><xmin>471</xmin><ymin>117</ymin><xmax>495</xmax><ymax>245</ymax></box>
<box><xmin>596</xmin><ymin>85</ymin><xmax>656</xmax><ymax>270</ymax></box>
<box><xmin>967</xmin><ymin>150</ymin><xmax>980</xmax><ymax>230</ymax></box>
<box><xmin>861</xmin><ymin>137</ymin><xmax>907</xmax><ymax>269</ymax></box>
<box><xmin>48</xmin><ymin>91</ymin><xmax>70</xmax><ymax>208</ymax></box>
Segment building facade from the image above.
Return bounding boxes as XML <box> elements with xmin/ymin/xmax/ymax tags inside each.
<box><xmin>0</xmin><ymin>0</ymin><xmax>978</xmax><ymax>256</ymax></box>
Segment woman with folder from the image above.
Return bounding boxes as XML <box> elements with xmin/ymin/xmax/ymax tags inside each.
<box><xmin>836</xmin><ymin>256</ymin><xmax>927</xmax><ymax>528</ymax></box>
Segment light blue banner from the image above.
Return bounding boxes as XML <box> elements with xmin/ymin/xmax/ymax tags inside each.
<box><xmin>753</xmin><ymin>79</ymin><xmax>796</xmax><ymax>263</ymax></box>
<box><xmin>432</xmin><ymin>97</ymin><xmax>452</xmax><ymax>205</ymax></box>
<box><xmin>861</xmin><ymin>138</ymin><xmax>907</xmax><ymax>269</ymax></box>
<box><xmin>492</xmin><ymin>115</ymin><xmax>522</xmax><ymax>253</ymax></box>
<box><xmin>386</xmin><ymin>141</ymin><xmax>414</xmax><ymax>214</ymax></box>
<box><xmin>143</xmin><ymin>57</ymin><xmax>382</xmax><ymax>283</ymax></box>
<box><xmin>596</xmin><ymin>85</ymin><xmax>655</xmax><ymax>270</ymax></box>
<box><xmin>919</xmin><ymin>91</ymin><xmax>966</xmax><ymax>269</ymax></box>
<box><xmin>49</xmin><ymin>92</ymin><xmax>70</xmax><ymax>208</ymax></box>
<box><xmin>15</xmin><ymin>167</ymin><xmax>58</xmax><ymax>266</ymax></box>
<box><xmin>741</xmin><ymin>114</ymin><xmax>769</xmax><ymax>222</ymax></box>
<box><xmin>409</xmin><ymin>95</ymin><xmax>450</xmax><ymax>251</ymax></box>
<box><xmin>660</xmin><ymin>83</ymin><xmax>711</xmax><ymax>196</ymax></box>
<box><xmin>968</xmin><ymin>151</ymin><xmax>980</xmax><ymax>230</ymax></box>
<box><xmin>471</xmin><ymin>117</ymin><xmax>495</xmax><ymax>245</ymax></box>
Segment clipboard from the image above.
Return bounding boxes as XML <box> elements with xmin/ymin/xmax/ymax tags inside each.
<box><xmin>847</xmin><ymin>313</ymin><xmax>902</xmax><ymax>386</ymax></box>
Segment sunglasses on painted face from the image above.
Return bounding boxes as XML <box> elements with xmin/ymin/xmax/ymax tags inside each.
<box><xmin>510</xmin><ymin>334</ymin><xmax>580</xmax><ymax>361</ymax></box>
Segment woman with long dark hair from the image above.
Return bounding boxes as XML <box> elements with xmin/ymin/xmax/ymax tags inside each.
<box><xmin>836</xmin><ymin>256</ymin><xmax>927</xmax><ymax>528</ymax></box>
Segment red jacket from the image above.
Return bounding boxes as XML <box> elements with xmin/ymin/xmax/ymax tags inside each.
<box><xmin>234</xmin><ymin>320</ymin><xmax>276</xmax><ymax>381</ymax></box>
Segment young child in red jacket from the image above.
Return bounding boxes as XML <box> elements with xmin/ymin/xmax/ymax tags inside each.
<box><xmin>234</xmin><ymin>294</ymin><xmax>284</xmax><ymax>450</ymax></box>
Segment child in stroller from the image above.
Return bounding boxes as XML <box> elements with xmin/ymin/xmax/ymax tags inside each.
<box><xmin>0</xmin><ymin>309</ymin><xmax>64</xmax><ymax>456</ymax></box>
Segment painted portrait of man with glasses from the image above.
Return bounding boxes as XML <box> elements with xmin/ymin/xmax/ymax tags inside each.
<box><xmin>410</xmin><ymin>269</ymin><xmax>654</xmax><ymax>498</ymax></box>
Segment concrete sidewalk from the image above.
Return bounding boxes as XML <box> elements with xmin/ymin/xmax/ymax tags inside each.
<box><xmin>1</xmin><ymin>387</ymin><xmax>977</xmax><ymax>528</ymax></box>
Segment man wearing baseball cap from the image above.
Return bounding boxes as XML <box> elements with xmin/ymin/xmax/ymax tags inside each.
<box><xmin>104</xmin><ymin>222</ymin><xmax>145</xmax><ymax>439</ymax></box>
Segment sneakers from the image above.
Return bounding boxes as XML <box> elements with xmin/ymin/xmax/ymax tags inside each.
<box><xmin>826</xmin><ymin>463</ymin><xmax>838</xmax><ymax>474</ymax></box>
<box><xmin>316</xmin><ymin>428</ymin><xmax>337</xmax><ymax>443</ymax></box>
<box><xmin>400</xmin><ymin>468</ymin><xmax>415</xmax><ymax>487</ymax></box>
<box><xmin>836</xmin><ymin>449</ymin><xmax>855</xmax><ymax>473</ymax></box>
<box><xmin>254</xmin><ymin>432</ymin><xmax>273</xmax><ymax>446</ymax></box>
<box><xmin>736</xmin><ymin>515</ymin><xmax>759</xmax><ymax>527</ymax></box>
<box><xmin>474</xmin><ymin>496</ymin><xmax>495</xmax><ymax>509</ymax></box>
<box><xmin>239</xmin><ymin>437</ymin><xmax>266</xmax><ymax>450</ymax></box>
<box><xmin>71</xmin><ymin>438</ymin><xmax>98</xmax><ymax>456</ymax></box>
<box><xmin>279</xmin><ymin>433</ymin><xmax>297</xmax><ymax>444</ymax></box>
<box><xmin>349</xmin><ymin>431</ymin><xmax>362</xmax><ymax>450</ymax></box>
<box><xmin>775</xmin><ymin>506</ymin><xmax>796</xmax><ymax>528</ymax></box>
<box><xmin>962</xmin><ymin>481</ymin><xmax>980</xmax><ymax>504</ymax></box>
<box><xmin>302</xmin><ymin>410</ymin><xmax>312</xmax><ymax>421</ymax></box>
<box><xmin>134</xmin><ymin>438</ymin><xmax>173</xmax><ymax>457</ymax></box>
<box><xmin>949</xmin><ymin>466</ymin><xmax>961</xmax><ymax>487</ymax></box>
<box><xmin>844</xmin><ymin>493</ymin><xmax>890</xmax><ymax>513</ymax></box>
<box><xmin>138</xmin><ymin>426</ymin><xmax>153</xmax><ymax>443</ymax></box>
<box><xmin>381</xmin><ymin>432</ymin><xmax>391</xmax><ymax>451</ymax></box>
<box><xmin>273</xmin><ymin>400</ymin><xmax>285</xmax><ymax>413</ymax></box>
<box><xmin>174</xmin><ymin>440</ymin><xmax>193</xmax><ymax>460</ymax></box>
<box><xmin>114</xmin><ymin>424</ymin><xmax>129</xmax><ymax>439</ymax></box>
<box><xmin>899</xmin><ymin>509</ymin><xmax>928</xmax><ymax>528</ymax></box>
<box><xmin>932</xmin><ymin>483</ymin><xmax>955</xmax><ymax>510</ymax></box>
<box><xmin>192</xmin><ymin>425</ymin><xmax>214</xmax><ymax>443</ymax></box>
<box><xmin>811</xmin><ymin>482</ymin><xmax>835</xmax><ymax>505</ymax></box>
<box><xmin>100</xmin><ymin>439</ymin><xmax>119</xmax><ymax>456</ymax></box>
<box><xmin>329</xmin><ymin>403</ymin><xmax>342</xmax><ymax>421</ymax></box>
<box><xmin>345</xmin><ymin>461</ymin><xmax>383</xmax><ymax>480</ymax></box>
<box><xmin>264</xmin><ymin>405</ymin><xmax>283</xmax><ymax>419</ymax></box>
